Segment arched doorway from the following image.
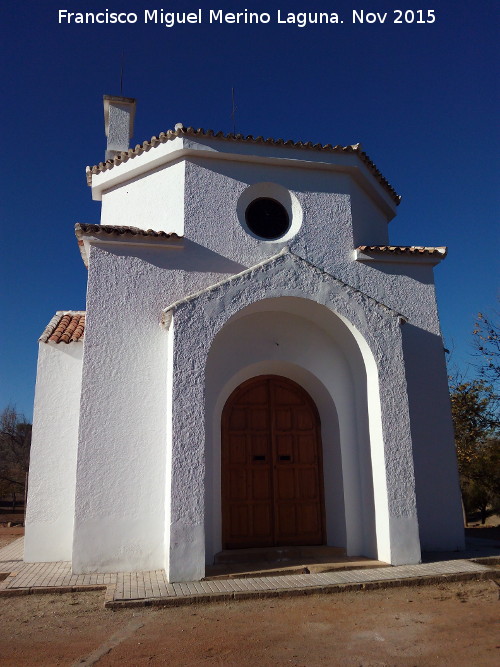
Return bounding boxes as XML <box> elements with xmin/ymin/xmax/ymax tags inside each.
<box><xmin>221</xmin><ymin>375</ymin><xmax>326</xmax><ymax>549</ymax></box>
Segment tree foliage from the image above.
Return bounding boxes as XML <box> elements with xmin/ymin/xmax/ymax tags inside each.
<box><xmin>459</xmin><ymin>437</ymin><xmax>499</xmax><ymax>523</ymax></box>
<box><xmin>0</xmin><ymin>407</ymin><xmax>31</xmax><ymax>499</ymax></box>
<box><xmin>450</xmin><ymin>380</ymin><xmax>496</xmax><ymax>470</ymax></box>
<box><xmin>473</xmin><ymin>303</ymin><xmax>499</xmax><ymax>389</ymax></box>
<box><xmin>450</xmin><ymin>379</ymin><xmax>499</xmax><ymax>523</ymax></box>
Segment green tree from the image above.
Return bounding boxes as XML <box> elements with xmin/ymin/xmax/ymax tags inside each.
<box><xmin>459</xmin><ymin>438</ymin><xmax>500</xmax><ymax>524</ymax></box>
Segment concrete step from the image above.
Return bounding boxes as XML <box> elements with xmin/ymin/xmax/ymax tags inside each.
<box><xmin>205</xmin><ymin>558</ymin><xmax>389</xmax><ymax>581</ymax></box>
<box><xmin>213</xmin><ymin>545</ymin><xmax>346</xmax><ymax>565</ymax></box>
<box><xmin>208</xmin><ymin>545</ymin><xmax>388</xmax><ymax>580</ymax></box>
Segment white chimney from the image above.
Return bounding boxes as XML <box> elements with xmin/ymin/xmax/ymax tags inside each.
<box><xmin>103</xmin><ymin>95</ymin><xmax>136</xmax><ymax>161</ymax></box>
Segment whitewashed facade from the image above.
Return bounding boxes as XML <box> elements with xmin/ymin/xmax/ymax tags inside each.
<box><xmin>25</xmin><ymin>97</ymin><xmax>465</xmax><ymax>581</ymax></box>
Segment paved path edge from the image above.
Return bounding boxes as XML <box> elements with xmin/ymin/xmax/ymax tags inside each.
<box><xmin>104</xmin><ymin>569</ymin><xmax>500</xmax><ymax>609</ymax></box>
<box><xmin>2</xmin><ymin>536</ymin><xmax>499</xmax><ymax>609</ymax></box>
<box><xmin>4</xmin><ymin>569</ymin><xmax>495</xmax><ymax>608</ymax></box>
<box><xmin>105</xmin><ymin>569</ymin><xmax>500</xmax><ymax>609</ymax></box>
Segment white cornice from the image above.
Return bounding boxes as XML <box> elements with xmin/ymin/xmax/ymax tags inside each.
<box><xmin>90</xmin><ymin>137</ymin><xmax>398</xmax><ymax>220</ymax></box>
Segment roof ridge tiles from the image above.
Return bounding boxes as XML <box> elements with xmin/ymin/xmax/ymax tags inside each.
<box><xmin>75</xmin><ymin>223</ymin><xmax>183</xmax><ymax>240</ymax></box>
<box><xmin>357</xmin><ymin>245</ymin><xmax>447</xmax><ymax>258</ymax></box>
<box><xmin>85</xmin><ymin>127</ymin><xmax>401</xmax><ymax>204</ymax></box>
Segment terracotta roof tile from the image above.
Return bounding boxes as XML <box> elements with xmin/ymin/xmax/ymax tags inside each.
<box><xmin>39</xmin><ymin>311</ymin><xmax>86</xmax><ymax>344</ymax></box>
<box><xmin>86</xmin><ymin>127</ymin><xmax>400</xmax><ymax>205</ymax></box>
<box><xmin>75</xmin><ymin>224</ymin><xmax>183</xmax><ymax>267</ymax></box>
<box><xmin>75</xmin><ymin>223</ymin><xmax>182</xmax><ymax>239</ymax></box>
<box><xmin>357</xmin><ymin>245</ymin><xmax>447</xmax><ymax>258</ymax></box>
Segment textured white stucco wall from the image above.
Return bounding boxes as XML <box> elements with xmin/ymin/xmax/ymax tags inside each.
<box><xmin>72</xmin><ymin>245</ymin><xmax>171</xmax><ymax>574</ymax></box>
<box><xmin>354</xmin><ymin>258</ymin><xmax>464</xmax><ymax>551</ymax></box>
<box><xmin>165</xmin><ymin>251</ymin><xmax>422</xmax><ymax>580</ymax></box>
<box><xmin>91</xmin><ymin>134</ymin><xmax>397</xmax><ymax>219</ymax></box>
<box><xmin>95</xmin><ymin>139</ymin><xmax>414</xmax><ymax>322</ymax></box>
<box><xmin>402</xmin><ymin>323</ymin><xmax>465</xmax><ymax>550</ymax></box>
<box><xmin>100</xmin><ymin>160</ymin><xmax>185</xmax><ymax>233</ymax></box>
<box><xmin>349</xmin><ymin>179</ymin><xmax>390</xmax><ymax>247</ymax></box>
<box><xmin>182</xmin><ymin>157</ymin><xmax>443</xmax><ymax>348</ymax></box>
<box><xmin>25</xmin><ymin>342</ymin><xmax>83</xmax><ymax>562</ymax></box>
<box><xmin>72</xmin><ymin>137</ymin><xmax>463</xmax><ymax>577</ymax></box>
<box><xmin>184</xmin><ymin>158</ymin><xmax>357</xmax><ymax>271</ymax></box>
<box><xmin>106</xmin><ymin>103</ymin><xmax>132</xmax><ymax>154</ymax></box>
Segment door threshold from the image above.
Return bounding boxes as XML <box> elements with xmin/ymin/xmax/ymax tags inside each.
<box><xmin>214</xmin><ymin>545</ymin><xmax>345</xmax><ymax>565</ymax></box>
<box><xmin>207</xmin><ymin>546</ymin><xmax>388</xmax><ymax>580</ymax></box>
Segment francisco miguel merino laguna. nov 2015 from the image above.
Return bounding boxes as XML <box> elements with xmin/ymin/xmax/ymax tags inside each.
<box><xmin>58</xmin><ymin>9</ymin><xmax>437</xmax><ymax>27</ymax></box>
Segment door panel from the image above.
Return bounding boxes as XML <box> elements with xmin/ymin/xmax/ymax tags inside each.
<box><xmin>222</xmin><ymin>375</ymin><xmax>325</xmax><ymax>549</ymax></box>
<box><xmin>275</xmin><ymin>467</ymin><xmax>295</xmax><ymax>499</ymax></box>
<box><xmin>229</xmin><ymin>505</ymin><xmax>248</xmax><ymax>536</ymax></box>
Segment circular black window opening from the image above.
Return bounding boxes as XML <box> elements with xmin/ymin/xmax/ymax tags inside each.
<box><xmin>245</xmin><ymin>198</ymin><xmax>290</xmax><ymax>240</ymax></box>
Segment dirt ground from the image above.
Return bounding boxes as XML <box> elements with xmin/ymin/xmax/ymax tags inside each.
<box><xmin>0</xmin><ymin>578</ymin><xmax>498</xmax><ymax>666</ymax></box>
<box><xmin>0</xmin><ymin>527</ymin><xmax>24</xmax><ymax>550</ymax></box>
<box><xmin>1</xmin><ymin>525</ymin><xmax>499</xmax><ymax>665</ymax></box>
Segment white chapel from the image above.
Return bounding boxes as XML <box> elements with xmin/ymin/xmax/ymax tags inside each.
<box><xmin>25</xmin><ymin>95</ymin><xmax>465</xmax><ymax>582</ymax></box>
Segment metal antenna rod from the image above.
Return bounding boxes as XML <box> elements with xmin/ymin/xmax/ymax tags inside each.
<box><xmin>231</xmin><ymin>87</ymin><xmax>237</xmax><ymax>134</ymax></box>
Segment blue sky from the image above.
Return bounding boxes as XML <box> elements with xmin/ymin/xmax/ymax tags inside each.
<box><xmin>0</xmin><ymin>0</ymin><xmax>498</xmax><ymax>419</ymax></box>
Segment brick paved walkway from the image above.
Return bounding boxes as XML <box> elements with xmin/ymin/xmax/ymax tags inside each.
<box><xmin>1</xmin><ymin>538</ymin><xmax>498</xmax><ymax>609</ymax></box>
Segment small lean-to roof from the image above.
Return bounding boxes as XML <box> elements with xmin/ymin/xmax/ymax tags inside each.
<box><xmin>357</xmin><ymin>245</ymin><xmax>447</xmax><ymax>258</ymax></box>
<box><xmin>75</xmin><ymin>223</ymin><xmax>182</xmax><ymax>240</ymax></box>
<box><xmin>39</xmin><ymin>312</ymin><xmax>86</xmax><ymax>344</ymax></box>
<box><xmin>86</xmin><ymin>126</ymin><xmax>401</xmax><ymax>205</ymax></box>
<box><xmin>75</xmin><ymin>223</ymin><xmax>183</xmax><ymax>267</ymax></box>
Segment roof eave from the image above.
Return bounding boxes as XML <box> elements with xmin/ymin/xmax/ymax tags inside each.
<box><xmin>354</xmin><ymin>246</ymin><xmax>447</xmax><ymax>265</ymax></box>
<box><xmin>75</xmin><ymin>223</ymin><xmax>184</xmax><ymax>267</ymax></box>
<box><xmin>86</xmin><ymin>128</ymin><xmax>401</xmax><ymax>209</ymax></box>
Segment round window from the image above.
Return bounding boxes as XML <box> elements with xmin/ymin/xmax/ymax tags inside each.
<box><xmin>244</xmin><ymin>197</ymin><xmax>290</xmax><ymax>240</ymax></box>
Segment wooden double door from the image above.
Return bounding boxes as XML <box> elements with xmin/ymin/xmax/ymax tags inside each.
<box><xmin>222</xmin><ymin>375</ymin><xmax>325</xmax><ymax>549</ymax></box>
